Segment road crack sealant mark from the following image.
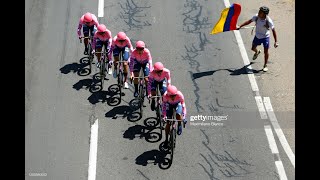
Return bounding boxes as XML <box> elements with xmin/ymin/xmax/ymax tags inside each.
<box><xmin>198</xmin><ymin>130</ymin><xmax>253</xmax><ymax>179</ymax></box>
<box><xmin>182</xmin><ymin>0</ymin><xmax>213</xmax><ymax>113</ymax></box>
<box><xmin>119</xmin><ymin>0</ymin><xmax>151</xmax><ymax>31</ymax></box>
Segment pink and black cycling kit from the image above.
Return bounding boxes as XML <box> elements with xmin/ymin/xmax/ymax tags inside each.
<box><xmin>77</xmin><ymin>14</ymin><xmax>99</xmax><ymax>37</ymax></box>
<box><xmin>92</xmin><ymin>30</ymin><xmax>112</xmax><ymax>60</ymax></box>
<box><xmin>162</xmin><ymin>91</ymin><xmax>187</xmax><ymax>119</ymax></box>
<box><xmin>147</xmin><ymin>68</ymin><xmax>171</xmax><ymax>95</ymax></box>
<box><xmin>129</xmin><ymin>48</ymin><xmax>153</xmax><ymax>73</ymax></box>
<box><xmin>110</xmin><ymin>36</ymin><xmax>134</xmax><ymax>53</ymax></box>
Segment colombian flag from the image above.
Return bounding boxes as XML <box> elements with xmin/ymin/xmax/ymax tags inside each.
<box><xmin>210</xmin><ymin>3</ymin><xmax>241</xmax><ymax>34</ymax></box>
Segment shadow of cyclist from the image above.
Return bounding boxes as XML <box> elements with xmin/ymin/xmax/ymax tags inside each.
<box><xmin>135</xmin><ymin>150</ymin><xmax>170</xmax><ymax>169</ymax></box>
<box><xmin>60</xmin><ymin>62</ymin><xmax>88</xmax><ymax>76</ymax></box>
<box><xmin>123</xmin><ymin>118</ymin><xmax>161</xmax><ymax>143</ymax></box>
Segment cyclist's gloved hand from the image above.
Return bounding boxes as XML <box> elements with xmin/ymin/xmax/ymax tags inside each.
<box><xmin>147</xmin><ymin>94</ymin><xmax>152</xmax><ymax>99</ymax></box>
<box><xmin>92</xmin><ymin>50</ymin><xmax>95</xmax><ymax>54</ymax></box>
<box><xmin>161</xmin><ymin>115</ymin><xmax>167</xmax><ymax>122</ymax></box>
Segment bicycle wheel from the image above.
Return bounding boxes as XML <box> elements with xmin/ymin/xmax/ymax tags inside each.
<box><xmin>139</xmin><ymin>84</ymin><xmax>144</xmax><ymax>116</ymax></box>
<box><xmin>88</xmin><ymin>42</ymin><xmax>92</xmax><ymax>73</ymax></box>
<box><xmin>156</xmin><ymin>85</ymin><xmax>162</xmax><ymax>129</ymax></box>
<box><xmin>100</xmin><ymin>58</ymin><xmax>105</xmax><ymax>90</ymax></box>
<box><xmin>170</xmin><ymin>127</ymin><xmax>176</xmax><ymax>162</ymax></box>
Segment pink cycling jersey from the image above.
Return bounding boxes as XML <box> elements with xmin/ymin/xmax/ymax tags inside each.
<box><xmin>162</xmin><ymin>91</ymin><xmax>187</xmax><ymax>119</ymax></box>
<box><xmin>92</xmin><ymin>30</ymin><xmax>112</xmax><ymax>60</ymax></box>
<box><xmin>129</xmin><ymin>48</ymin><xmax>153</xmax><ymax>72</ymax></box>
<box><xmin>77</xmin><ymin>13</ymin><xmax>99</xmax><ymax>37</ymax></box>
<box><xmin>147</xmin><ymin>68</ymin><xmax>171</xmax><ymax>95</ymax></box>
<box><xmin>111</xmin><ymin>35</ymin><xmax>134</xmax><ymax>53</ymax></box>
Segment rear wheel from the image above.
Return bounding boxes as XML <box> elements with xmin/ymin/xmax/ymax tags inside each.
<box><xmin>118</xmin><ymin>70</ymin><xmax>123</xmax><ymax>97</ymax></box>
<box><xmin>88</xmin><ymin>43</ymin><xmax>92</xmax><ymax>73</ymax></box>
<box><xmin>100</xmin><ymin>59</ymin><xmax>105</xmax><ymax>91</ymax></box>
<box><xmin>139</xmin><ymin>84</ymin><xmax>144</xmax><ymax>116</ymax></box>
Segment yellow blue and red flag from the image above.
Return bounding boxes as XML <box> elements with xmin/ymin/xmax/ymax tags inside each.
<box><xmin>210</xmin><ymin>3</ymin><xmax>241</xmax><ymax>34</ymax></box>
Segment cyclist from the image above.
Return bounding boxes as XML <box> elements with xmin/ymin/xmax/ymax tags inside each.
<box><xmin>92</xmin><ymin>24</ymin><xmax>113</xmax><ymax>74</ymax></box>
<box><xmin>77</xmin><ymin>12</ymin><xmax>99</xmax><ymax>55</ymax></box>
<box><xmin>129</xmin><ymin>41</ymin><xmax>153</xmax><ymax>97</ymax></box>
<box><xmin>147</xmin><ymin>62</ymin><xmax>171</xmax><ymax>111</ymax></box>
<box><xmin>237</xmin><ymin>6</ymin><xmax>278</xmax><ymax>72</ymax></box>
<box><xmin>161</xmin><ymin>85</ymin><xmax>187</xmax><ymax>148</ymax></box>
<box><xmin>111</xmin><ymin>32</ymin><xmax>134</xmax><ymax>89</ymax></box>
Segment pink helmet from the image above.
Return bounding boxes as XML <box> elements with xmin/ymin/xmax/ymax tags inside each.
<box><xmin>117</xmin><ymin>32</ymin><xmax>127</xmax><ymax>40</ymax></box>
<box><xmin>97</xmin><ymin>24</ymin><xmax>107</xmax><ymax>32</ymax></box>
<box><xmin>84</xmin><ymin>12</ymin><xmax>93</xmax><ymax>22</ymax></box>
<box><xmin>167</xmin><ymin>85</ymin><xmax>178</xmax><ymax>95</ymax></box>
<box><xmin>136</xmin><ymin>41</ymin><xmax>145</xmax><ymax>48</ymax></box>
<box><xmin>153</xmin><ymin>62</ymin><xmax>164</xmax><ymax>71</ymax></box>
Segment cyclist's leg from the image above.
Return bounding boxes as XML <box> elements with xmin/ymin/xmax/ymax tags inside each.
<box><xmin>133</xmin><ymin>60</ymin><xmax>141</xmax><ymax>96</ymax></box>
<box><xmin>95</xmin><ymin>39</ymin><xmax>103</xmax><ymax>66</ymax></box>
<box><xmin>113</xmin><ymin>46</ymin><xmax>120</xmax><ymax>74</ymax></box>
<box><xmin>82</xmin><ymin>25</ymin><xmax>90</xmax><ymax>54</ymax></box>
<box><xmin>150</xmin><ymin>80</ymin><xmax>158</xmax><ymax>110</ymax></box>
<box><xmin>142</xmin><ymin>63</ymin><xmax>150</xmax><ymax>95</ymax></box>
<box><xmin>159</xmin><ymin>80</ymin><xmax>166</xmax><ymax>95</ymax></box>
<box><xmin>165</xmin><ymin>103</ymin><xmax>174</xmax><ymax>145</ymax></box>
<box><xmin>123</xmin><ymin>47</ymin><xmax>130</xmax><ymax>83</ymax></box>
<box><xmin>175</xmin><ymin>103</ymin><xmax>183</xmax><ymax>135</ymax></box>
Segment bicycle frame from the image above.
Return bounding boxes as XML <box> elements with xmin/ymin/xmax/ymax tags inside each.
<box><xmin>94</xmin><ymin>46</ymin><xmax>109</xmax><ymax>90</ymax></box>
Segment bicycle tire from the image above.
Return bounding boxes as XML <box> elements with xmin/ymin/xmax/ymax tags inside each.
<box><xmin>139</xmin><ymin>84</ymin><xmax>144</xmax><ymax>116</ymax></box>
<box><xmin>119</xmin><ymin>70</ymin><xmax>123</xmax><ymax>97</ymax></box>
<box><xmin>170</xmin><ymin>128</ymin><xmax>175</xmax><ymax>162</ymax></box>
<box><xmin>88</xmin><ymin>42</ymin><xmax>92</xmax><ymax>73</ymax></box>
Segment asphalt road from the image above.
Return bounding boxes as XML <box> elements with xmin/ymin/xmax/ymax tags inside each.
<box><xmin>25</xmin><ymin>0</ymin><xmax>294</xmax><ymax>179</ymax></box>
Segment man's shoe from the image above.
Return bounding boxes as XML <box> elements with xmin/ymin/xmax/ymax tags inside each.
<box><xmin>252</xmin><ymin>50</ymin><xmax>261</xmax><ymax>60</ymax></box>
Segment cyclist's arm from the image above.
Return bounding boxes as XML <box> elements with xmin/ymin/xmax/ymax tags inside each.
<box><xmin>161</xmin><ymin>96</ymin><xmax>168</xmax><ymax>117</ymax></box>
<box><xmin>147</xmin><ymin>75</ymin><xmax>153</xmax><ymax>96</ymax></box>
<box><xmin>127</xmin><ymin>38</ymin><xmax>134</xmax><ymax>53</ymax></box>
<box><xmin>92</xmin><ymin>35</ymin><xmax>97</xmax><ymax>50</ymax></box>
<box><xmin>179</xmin><ymin>93</ymin><xmax>187</xmax><ymax>119</ymax></box>
<box><xmin>129</xmin><ymin>54</ymin><xmax>135</xmax><ymax>73</ymax></box>
<box><xmin>92</xmin><ymin>14</ymin><xmax>100</xmax><ymax>27</ymax></box>
<box><xmin>77</xmin><ymin>21</ymin><xmax>83</xmax><ymax>37</ymax></box>
<box><xmin>166</xmin><ymin>69</ymin><xmax>171</xmax><ymax>86</ymax></box>
<box><xmin>146</xmin><ymin>50</ymin><xmax>153</xmax><ymax>71</ymax></box>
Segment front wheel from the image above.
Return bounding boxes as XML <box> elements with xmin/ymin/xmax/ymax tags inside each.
<box><xmin>139</xmin><ymin>84</ymin><xmax>144</xmax><ymax>116</ymax></box>
<box><xmin>170</xmin><ymin>128</ymin><xmax>176</xmax><ymax>162</ymax></box>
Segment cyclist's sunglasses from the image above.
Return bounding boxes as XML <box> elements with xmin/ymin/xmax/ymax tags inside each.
<box><xmin>136</xmin><ymin>47</ymin><xmax>144</xmax><ymax>51</ymax></box>
<box><xmin>155</xmin><ymin>70</ymin><xmax>163</xmax><ymax>73</ymax></box>
<box><xmin>118</xmin><ymin>39</ymin><xmax>125</xmax><ymax>42</ymax></box>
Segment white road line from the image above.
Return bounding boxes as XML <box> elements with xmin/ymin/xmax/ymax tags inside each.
<box><xmin>98</xmin><ymin>0</ymin><xmax>104</xmax><ymax>17</ymax></box>
<box><xmin>255</xmin><ymin>96</ymin><xmax>268</xmax><ymax>119</ymax></box>
<box><xmin>275</xmin><ymin>161</ymin><xmax>288</xmax><ymax>180</ymax></box>
<box><xmin>88</xmin><ymin>119</ymin><xmax>99</xmax><ymax>180</ymax></box>
<box><xmin>264</xmin><ymin>125</ymin><xmax>279</xmax><ymax>154</ymax></box>
<box><xmin>263</xmin><ymin>97</ymin><xmax>295</xmax><ymax>168</ymax></box>
<box><xmin>264</xmin><ymin>125</ymin><xmax>288</xmax><ymax>180</ymax></box>
<box><xmin>222</xmin><ymin>0</ymin><xmax>293</xmax><ymax>177</ymax></box>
